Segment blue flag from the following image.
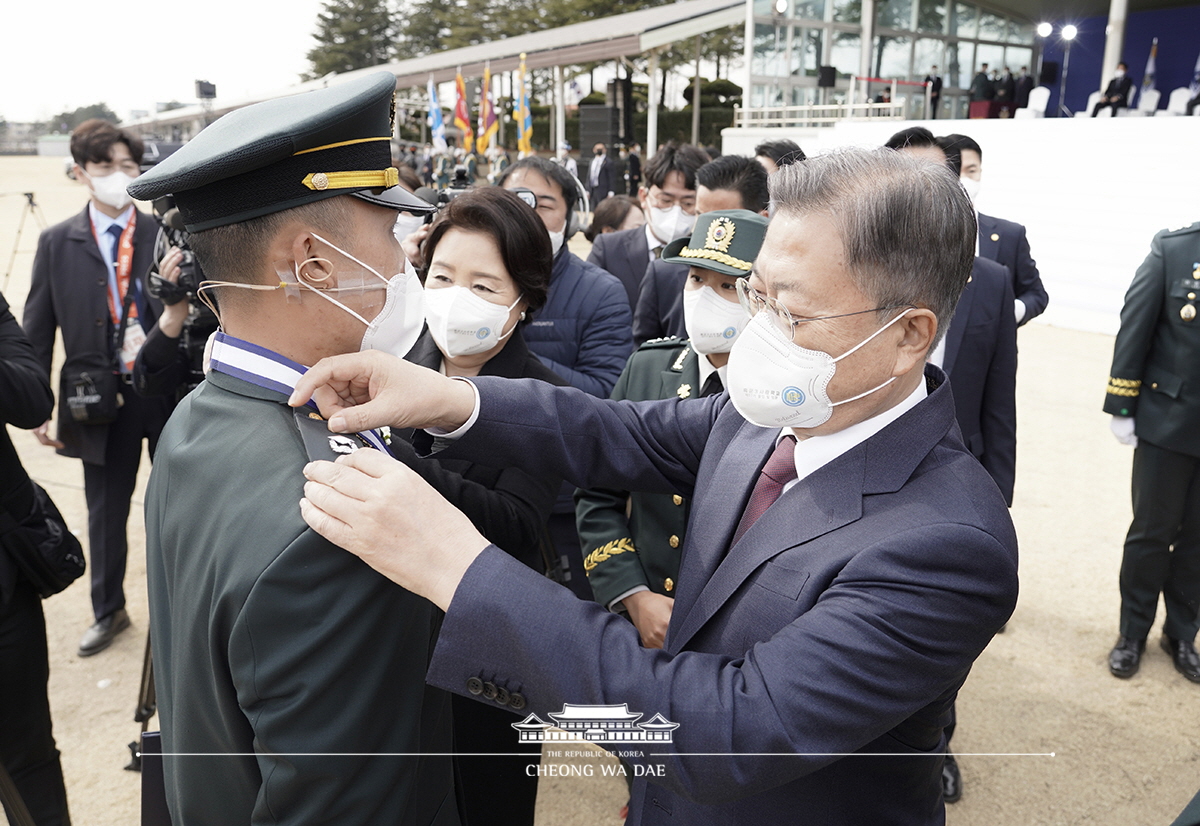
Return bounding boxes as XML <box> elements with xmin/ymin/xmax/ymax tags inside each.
<box><xmin>428</xmin><ymin>76</ymin><xmax>447</xmax><ymax>152</ymax></box>
<box><xmin>1142</xmin><ymin>38</ymin><xmax>1157</xmax><ymax>93</ymax></box>
<box><xmin>1190</xmin><ymin>49</ymin><xmax>1200</xmax><ymax>96</ymax></box>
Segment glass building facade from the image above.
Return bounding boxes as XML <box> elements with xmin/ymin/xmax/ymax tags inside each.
<box><xmin>748</xmin><ymin>0</ymin><xmax>1037</xmax><ymax>118</ymax></box>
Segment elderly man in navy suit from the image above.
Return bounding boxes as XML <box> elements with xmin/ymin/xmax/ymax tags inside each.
<box><xmin>294</xmin><ymin>148</ymin><xmax>1018</xmax><ymax>826</ymax></box>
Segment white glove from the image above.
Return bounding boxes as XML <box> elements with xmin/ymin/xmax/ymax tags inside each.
<box><xmin>1109</xmin><ymin>415</ymin><xmax>1138</xmax><ymax>447</ymax></box>
<box><xmin>1014</xmin><ymin>298</ymin><xmax>1027</xmax><ymax>324</ymax></box>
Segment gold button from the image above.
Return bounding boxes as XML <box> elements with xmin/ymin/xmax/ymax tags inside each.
<box><xmin>1151</xmin><ymin>382</ymin><xmax>1159</xmax><ymax>389</ymax></box>
<box><xmin>1190</xmin><ymin>293</ymin><xmax>1198</xmax><ymax>300</ymax></box>
<box><xmin>668</xmin><ymin>535</ymin><xmax>680</xmax><ymax>548</ymax></box>
<box><xmin>672</xmin><ymin>495</ymin><xmax>683</xmax><ymax>506</ymax></box>
<box><xmin>312</xmin><ymin>172</ymin><xmax>329</xmax><ymax>190</ymax></box>
<box><xmin>990</xmin><ymin>233</ymin><xmax>1000</xmax><ymax>241</ymax></box>
<box><xmin>663</xmin><ymin>578</ymin><xmax>674</xmax><ymax>592</ymax></box>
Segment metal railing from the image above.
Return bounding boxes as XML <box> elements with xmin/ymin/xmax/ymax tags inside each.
<box><xmin>735</xmin><ymin>76</ymin><xmax>934</xmax><ymax>128</ymax></box>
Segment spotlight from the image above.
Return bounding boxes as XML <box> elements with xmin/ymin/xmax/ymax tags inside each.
<box><xmin>1037</xmin><ymin>22</ymin><xmax>1053</xmax><ymax>38</ymax></box>
<box><xmin>1062</xmin><ymin>24</ymin><xmax>1078</xmax><ymax>40</ymax></box>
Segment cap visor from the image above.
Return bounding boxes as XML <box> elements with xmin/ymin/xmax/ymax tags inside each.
<box><xmin>659</xmin><ymin>237</ymin><xmax>690</xmax><ymax>265</ymax></box>
<box><xmin>352</xmin><ymin>185</ymin><xmax>437</xmax><ymax>214</ymax></box>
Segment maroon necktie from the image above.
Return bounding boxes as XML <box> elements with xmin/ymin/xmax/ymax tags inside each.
<box><xmin>730</xmin><ymin>435</ymin><xmax>798</xmax><ymax>547</ymax></box>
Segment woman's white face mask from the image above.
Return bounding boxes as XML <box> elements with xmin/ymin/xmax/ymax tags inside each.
<box><xmin>423</xmin><ymin>284</ymin><xmax>523</xmax><ymax>358</ymax></box>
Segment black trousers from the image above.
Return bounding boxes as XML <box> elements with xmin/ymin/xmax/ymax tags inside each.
<box><xmin>1119</xmin><ymin>440</ymin><xmax>1200</xmax><ymax>642</ymax></box>
<box><xmin>0</xmin><ymin>583</ymin><xmax>70</xmax><ymax>826</ymax></box>
<box><xmin>1188</xmin><ymin>94</ymin><xmax>1200</xmax><ymax>116</ymax></box>
<box><xmin>452</xmin><ymin>694</ymin><xmax>541</xmax><ymax>826</ymax></box>
<box><xmin>1091</xmin><ymin>100</ymin><xmax>1124</xmax><ymax>117</ymax></box>
<box><xmin>81</xmin><ymin>386</ymin><xmax>168</xmax><ymax>621</ymax></box>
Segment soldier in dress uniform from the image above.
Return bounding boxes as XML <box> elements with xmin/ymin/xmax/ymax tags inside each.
<box><xmin>576</xmin><ymin>210</ymin><xmax>768</xmax><ymax>649</ymax></box>
<box><xmin>128</xmin><ymin>73</ymin><xmax>460</xmax><ymax>824</ymax></box>
<box><xmin>1104</xmin><ymin>220</ymin><xmax>1200</xmax><ymax>684</ymax></box>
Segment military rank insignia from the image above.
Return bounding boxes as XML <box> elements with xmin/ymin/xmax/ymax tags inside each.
<box><xmin>294</xmin><ymin>408</ymin><xmax>369</xmax><ymax>461</ymax></box>
<box><xmin>677</xmin><ymin>384</ymin><xmax>692</xmax><ymax>399</ymax></box>
<box><xmin>705</xmin><ymin>216</ymin><xmax>736</xmax><ymax>252</ymax></box>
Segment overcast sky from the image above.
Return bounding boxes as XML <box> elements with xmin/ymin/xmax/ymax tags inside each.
<box><xmin>3</xmin><ymin>1</ymin><xmax>328</xmax><ymax>122</ymax></box>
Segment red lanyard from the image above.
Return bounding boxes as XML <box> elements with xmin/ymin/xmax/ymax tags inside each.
<box><xmin>91</xmin><ymin>212</ymin><xmax>139</xmax><ymax>326</ymax></box>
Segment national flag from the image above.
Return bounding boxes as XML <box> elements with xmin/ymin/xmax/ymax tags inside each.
<box><xmin>454</xmin><ymin>68</ymin><xmax>474</xmax><ymax>154</ymax></box>
<box><xmin>1142</xmin><ymin>37</ymin><xmax>1158</xmax><ymax>93</ymax></box>
<box><xmin>427</xmin><ymin>75</ymin><xmax>447</xmax><ymax>152</ymax></box>
<box><xmin>1189</xmin><ymin>49</ymin><xmax>1200</xmax><ymax>95</ymax></box>
<box><xmin>477</xmin><ymin>62</ymin><xmax>498</xmax><ymax>155</ymax></box>
<box><xmin>516</xmin><ymin>53</ymin><xmax>533</xmax><ymax>156</ymax></box>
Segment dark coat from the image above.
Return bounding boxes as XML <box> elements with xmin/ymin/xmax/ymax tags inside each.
<box><xmin>0</xmin><ymin>291</ymin><xmax>55</xmax><ymax>605</ymax></box>
<box><xmin>586</xmin><ymin>153</ymin><xmax>615</xmax><ymax>206</ymax></box>
<box><xmin>1103</xmin><ymin>74</ymin><xmax>1134</xmax><ymax>105</ymax></box>
<box><xmin>588</xmin><ymin>224</ymin><xmax>652</xmax><ymax>309</ymax></box>
<box><xmin>575</xmin><ymin>339</ymin><xmax>699</xmax><ymax>608</ymax></box>
<box><xmin>400</xmin><ymin>327</ymin><xmax>564</xmax><ymax>570</ymax></box>
<box><xmin>428</xmin><ymin>364</ymin><xmax>1018</xmax><ymax>825</ymax></box>
<box><xmin>942</xmin><ymin>257</ymin><xmax>1018</xmax><ymax>505</ymax></box>
<box><xmin>978</xmin><ymin>212</ymin><xmax>1049</xmax><ymax>325</ymax></box>
<box><xmin>145</xmin><ymin>365</ymin><xmax>458</xmax><ymax>825</ymax></box>
<box><xmin>970</xmin><ymin>71</ymin><xmax>995</xmax><ymax>101</ymax></box>
<box><xmin>1015</xmin><ymin>74</ymin><xmax>1035</xmax><ymax>107</ymax></box>
<box><xmin>524</xmin><ymin>248</ymin><xmax>632</xmax><ymax>398</ymax></box>
<box><xmin>22</xmin><ymin>205</ymin><xmax>169</xmax><ymax>464</ymax></box>
<box><xmin>625</xmin><ymin>151</ymin><xmax>642</xmax><ymax>192</ymax></box>
<box><xmin>1103</xmin><ymin>222</ymin><xmax>1200</xmax><ymax>457</ymax></box>
<box><xmin>632</xmin><ymin>258</ymin><xmax>690</xmax><ymax>345</ymax></box>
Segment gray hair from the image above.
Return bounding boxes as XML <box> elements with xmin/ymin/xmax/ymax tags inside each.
<box><xmin>768</xmin><ymin>147</ymin><xmax>976</xmax><ymax>348</ymax></box>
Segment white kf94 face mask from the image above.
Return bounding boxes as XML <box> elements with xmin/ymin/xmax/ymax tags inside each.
<box><xmin>85</xmin><ymin>170</ymin><xmax>136</xmax><ymax>211</ymax></box>
<box><xmin>423</xmin><ymin>284</ymin><xmax>523</xmax><ymax>358</ymax></box>
<box><xmin>682</xmin><ymin>286</ymin><xmax>749</xmax><ymax>354</ymax></box>
<box><xmin>726</xmin><ymin>308</ymin><xmax>912</xmax><ymax>429</ymax></box>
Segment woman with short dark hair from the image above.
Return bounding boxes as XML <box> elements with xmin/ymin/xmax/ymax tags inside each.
<box><xmin>398</xmin><ymin>186</ymin><xmax>564</xmax><ymax>826</ymax></box>
<box><xmin>584</xmin><ymin>194</ymin><xmax>645</xmax><ymax>242</ymax></box>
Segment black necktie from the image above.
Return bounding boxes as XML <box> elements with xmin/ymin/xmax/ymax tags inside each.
<box><xmin>105</xmin><ymin>223</ymin><xmax>123</xmax><ymax>266</ymax></box>
<box><xmin>700</xmin><ymin>372</ymin><xmax>723</xmax><ymax>398</ymax></box>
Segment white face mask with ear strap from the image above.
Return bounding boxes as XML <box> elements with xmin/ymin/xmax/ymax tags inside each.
<box><xmin>423</xmin><ymin>285</ymin><xmax>523</xmax><ymax>358</ymax></box>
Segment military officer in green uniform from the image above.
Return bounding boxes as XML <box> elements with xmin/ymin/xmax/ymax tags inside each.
<box><xmin>1103</xmin><ymin>220</ymin><xmax>1200</xmax><ymax>684</ymax></box>
<box><xmin>129</xmin><ymin>73</ymin><xmax>460</xmax><ymax>824</ymax></box>
<box><xmin>576</xmin><ymin>210</ymin><xmax>768</xmax><ymax>648</ymax></box>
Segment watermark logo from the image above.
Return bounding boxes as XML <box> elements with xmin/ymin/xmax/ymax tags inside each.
<box><xmin>512</xmin><ymin>703</ymin><xmax>678</xmax><ymax>744</ymax></box>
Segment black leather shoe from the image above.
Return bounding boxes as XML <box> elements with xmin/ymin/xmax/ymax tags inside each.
<box><xmin>1160</xmin><ymin>636</ymin><xmax>1200</xmax><ymax>684</ymax></box>
<box><xmin>1108</xmin><ymin>635</ymin><xmax>1146</xmax><ymax>678</ymax></box>
<box><xmin>78</xmin><ymin>609</ymin><xmax>130</xmax><ymax>657</ymax></box>
<box><xmin>941</xmin><ymin>752</ymin><xmax>962</xmax><ymax>803</ymax></box>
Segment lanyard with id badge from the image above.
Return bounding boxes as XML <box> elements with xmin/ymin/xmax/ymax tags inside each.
<box><xmin>93</xmin><ymin>212</ymin><xmax>147</xmax><ymax>373</ymax></box>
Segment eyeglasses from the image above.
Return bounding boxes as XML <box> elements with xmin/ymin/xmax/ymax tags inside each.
<box><xmin>735</xmin><ymin>277</ymin><xmax>911</xmax><ymax>336</ymax></box>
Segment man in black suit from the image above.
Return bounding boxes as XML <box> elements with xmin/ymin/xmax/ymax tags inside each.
<box><xmin>1</xmin><ymin>290</ymin><xmax>71</xmax><ymax>826</ymax></box>
<box><xmin>623</xmin><ymin>142</ymin><xmax>642</xmax><ymax>194</ymax></box>
<box><xmin>588</xmin><ymin>142</ymin><xmax>708</xmax><ymax>309</ymax></box>
<box><xmin>925</xmin><ymin>65</ymin><xmax>944</xmax><ymax>118</ymax></box>
<box><xmin>1014</xmin><ymin>66</ymin><xmax>1035</xmax><ymax>108</ymax></box>
<box><xmin>633</xmin><ymin>154</ymin><xmax>771</xmax><ymax>344</ymax></box>
<box><xmin>994</xmin><ymin>67</ymin><xmax>1016</xmax><ymax>103</ymax></box>
<box><xmin>941</xmin><ymin>133</ymin><xmax>1050</xmax><ymax>325</ymax></box>
<box><xmin>587</xmin><ymin>142</ymin><xmax>615</xmax><ymax>210</ymax></box>
<box><xmin>970</xmin><ymin>64</ymin><xmax>995</xmax><ymax>102</ymax></box>
<box><xmin>1093</xmin><ymin>62</ymin><xmax>1134</xmax><ymax>116</ymax></box>
<box><xmin>23</xmin><ymin>120</ymin><xmax>172</xmax><ymax>656</ymax></box>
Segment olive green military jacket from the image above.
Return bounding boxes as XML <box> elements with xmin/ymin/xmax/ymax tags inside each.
<box><xmin>575</xmin><ymin>338</ymin><xmax>701</xmax><ymax>608</ymax></box>
<box><xmin>145</xmin><ymin>370</ymin><xmax>458</xmax><ymax>826</ymax></box>
<box><xmin>1104</xmin><ymin>221</ymin><xmax>1200</xmax><ymax>458</ymax></box>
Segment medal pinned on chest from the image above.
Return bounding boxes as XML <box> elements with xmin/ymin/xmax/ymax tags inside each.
<box><xmin>294</xmin><ymin>408</ymin><xmax>370</xmax><ymax>460</ymax></box>
<box><xmin>1182</xmin><ymin>264</ymin><xmax>1199</xmax><ymax>321</ymax></box>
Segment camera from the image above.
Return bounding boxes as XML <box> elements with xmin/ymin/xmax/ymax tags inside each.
<box><xmin>142</xmin><ymin>195</ymin><xmax>219</xmax><ymax>398</ymax></box>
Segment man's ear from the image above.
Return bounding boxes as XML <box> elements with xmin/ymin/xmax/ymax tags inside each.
<box><xmin>894</xmin><ymin>307</ymin><xmax>938</xmax><ymax>376</ymax></box>
<box><xmin>291</xmin><ymin>231</ymin><xmax>336</xmax><ymax>289</ymax></box>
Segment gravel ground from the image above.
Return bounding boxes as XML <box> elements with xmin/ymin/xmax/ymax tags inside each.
<box><xmin>2</xmin><ymin>156</ymin><xmax>1196</xmax><ymax>825</ymax></box>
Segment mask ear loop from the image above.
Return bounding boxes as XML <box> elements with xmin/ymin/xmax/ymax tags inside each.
<box><xmin>493</xmin><ymin>293</ymin><xmax>525</xmax><ymax>344</ymax></box>
<box><xmin>828</xmin><ymin>308</ymin><xmax>914</xmax><ymax>408</ymax></box>
<box><xmin>196</xmin><ymin>278</ymin><xmax>296</xmax><ymax>328</ymax></box>
<box><xmin>308</xmin><ymin>232</ymin><xmax>389</xmax><ymax>310</ymax></box>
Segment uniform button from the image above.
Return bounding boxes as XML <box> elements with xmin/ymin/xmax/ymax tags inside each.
<box><xmin>466</xmin><ymin>677</ymin><xmax>484</xmax><ymax>695</ymax></box>
<box><xmin>96</xmin><ymin>278</ymin><xmax>105</xmax><ymax>286</ymax></box>
<box><xmin>1151</xmin><ymin>382</ymin><xmax>1158</xmax><ymax>389</ymax></box>
<box><xmin>482</xmin><ymin>681</ymin><xmax>499</xmax><ymax>700</ymax></box>
<box><xmin>495</xmin><ymin>687</ymin><xmax>511</xmax><ymax>705</ymax></box>
<box><xmin>669</xmin><ymin>535</ymin><xmax>680</xmax><ymax>548</ymax></box>
<box><xmin>95</xmin><ymin>317</ymin><xmax>105</xmax><ymax>327</ymax></box>
<box><xmin>672</xmin><ymin>495</ymin><xmax>683</xmax><ymax>506</ymax></box>
<box><xmin>664</xmin><ymin>578</ymin><xmax>674</xmax><ymax>592</ymax></box>
<box><xmin>509</xmin><ymin>692</ymin><xmax>527</xmax><ymax>711</ymax></box>
<box><xmin>1189</xmin><ymin>293</ymin><xmax>1197</xmax><ymax>300</ymax></box>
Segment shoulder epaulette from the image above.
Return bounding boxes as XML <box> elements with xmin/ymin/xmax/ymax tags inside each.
<box><xmin>1163</xmin><ymin>221</ymin><xmax>1200</xmax><ymax>237</ymax></box>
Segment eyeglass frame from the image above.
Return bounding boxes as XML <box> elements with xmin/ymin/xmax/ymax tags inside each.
<box><xmin>735</xmin><ymin>277</ymin><xmax>913</xmax><ymax>332</ymax></box>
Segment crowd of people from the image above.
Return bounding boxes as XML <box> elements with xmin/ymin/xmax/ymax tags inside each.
<box><xmin>2</xmin><ymin>67</ymin><xmax>1199</xmax><ymax>826</ymax></box>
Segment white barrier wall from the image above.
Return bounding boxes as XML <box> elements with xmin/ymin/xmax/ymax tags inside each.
<box><xmin>723</xmin><ymin>117</ymin><xmax>1200</xmax><ymax>334</ymax></box>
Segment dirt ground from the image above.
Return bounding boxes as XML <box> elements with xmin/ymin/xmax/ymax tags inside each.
<box><xmin>2</xmin><ymin>155</ymin><xmax>1197</xmax><ymax>825</ymax></box>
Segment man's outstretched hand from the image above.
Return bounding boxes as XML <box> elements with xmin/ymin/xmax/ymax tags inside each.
<box><xmin>301</xmin><ymin>448</ymin><xmax>488</xmax><ymax>610</ymax></box>
<box><xmin>289</xmin><ymin>350</ymin><xmax>476</xmax><ymax>435</ymax></box>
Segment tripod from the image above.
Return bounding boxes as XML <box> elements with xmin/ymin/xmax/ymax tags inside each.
<box><xmin>124</xmin><ymin>632</ymin><xmax>157</xmax><ymax>772</ymax></box>
<box><xmin>3</xmin><ymin>192</ymin><xmax>48</xmax><ymax>292</ymax></box>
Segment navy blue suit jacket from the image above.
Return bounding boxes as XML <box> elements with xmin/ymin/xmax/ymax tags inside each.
<box><xmin>977</xmin><ymin>212</ymin><xmax>1048</xmax><ymax>325</ymax></box>
<box><xmin>942</xmin><ymin>257</ymin><xmax>1018</xmax><ymax>505</ymax></box>
<box><xmin>588</xmin><ymin>225</ymin><xmax>652</xmax><ymax>310</ymax></box>
<box><xmin>632</xmin><ymin>258</ymin><xmax>689</xmax><ymax>345</ymax></box>
<box><xmin>428</xmin><ymin>365</ymin><xmax>1018</xmax><ymax>825</ymax></box>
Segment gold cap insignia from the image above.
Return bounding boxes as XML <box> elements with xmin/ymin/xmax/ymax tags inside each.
<box><xmin>677</xmin><ymin>384</ymin><xmax>692</xmax><ymax>399</ymax></box>
<box><xmin>311</xmin><ymin>172</ymin><xmax>330</xmax><ymax>190</ymax></box>
<box><xmin>1182</xmin><ymin>304</ymin><xmax>1196</xmax><ymax>322</ymax></box>
<box><xmin>704</xmin><ymin>217</ymin><xmax>736</xmax><ymax>253</ymax></box>
<box><xmin>664</xmin><ymin>577</ymin><xmax>675</xmax><ymax>592</ymax></box>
